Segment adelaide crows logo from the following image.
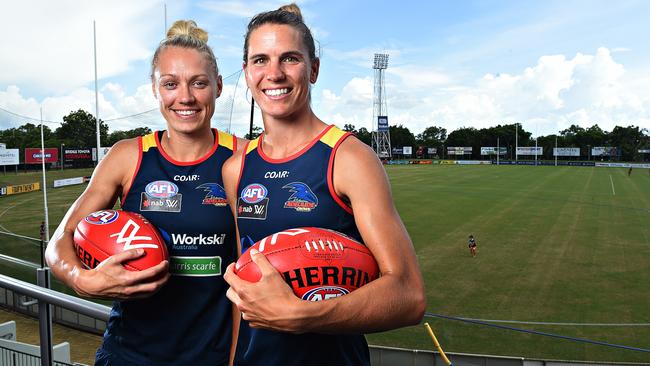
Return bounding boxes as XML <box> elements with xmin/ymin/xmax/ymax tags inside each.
<box><xmin>196</xmin><ymin>183</ymin><xmax>228</xmax><ymax>206</ymax></box>
<box><xmin>282</xmin><ymin>182</ymin><xmax>318</xmax><ymax>212</ymax></box>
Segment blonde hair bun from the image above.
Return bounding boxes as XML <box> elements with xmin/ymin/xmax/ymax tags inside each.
<box><xmin>166</xmin><ymin>20</ymin><xmax>209</xmax><ymax>43</ymax></box>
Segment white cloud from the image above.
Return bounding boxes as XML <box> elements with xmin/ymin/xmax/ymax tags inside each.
<box><xmin>103</xmin><ymin>83</ymin><xmax>158</xmax><ymax>116</ymax></box>
<box><xmin>0</xmin><ymin>83</ymin><xmax>161</xmax><ymax>132</ymax></box>
<box><xmin>313</xmin><ymin>47</ymin><xmax>650</xmax><ymax>137</ymax></box>
<box><xmin>0</xmin><ymin>0</ymin><xmax>162</xmax><ymax>94</ymax></box>
<box><xmin>314</xmin><ymin>77</ymin><xmax>373</xmax><ymax>130</ymax></box>
<box><xmin>3</xmin><ymin>36</ymin><xmax>648</xmax><ymax>140</ymax></box>
<box><xmin>0</xmin><ymin>86</ymin><xmax>41</xmax><ymax>122</ymax></box>
<box><xmin>0</xmin><ymin>73</ymin><xmax>256</xmax><ymax>135</ymax></box>
<box><xmin>213</xmin><ymin>80</ymin><xmax>262</xmax><ymax>135</ymax></box>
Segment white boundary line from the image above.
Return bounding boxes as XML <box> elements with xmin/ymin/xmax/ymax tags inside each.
<box><xmin>609</xmin><ymin>174</ymin><xmax>616</xmax><ymax>196</ymax></box>
<box><xmin>0</xmin><ymin>254</ymin><xmax>39</xmax><ymax>268</ymax></box>
<box><xmin>0</xmin><ymin>231</ymin><xmax>41</xmax><ymax>248</ymax></box>
<box><xmin>433</xmin><ymin>315</ymin><xmax>650</xmax><ymax>327</ymax></box>
<box><xmin>0</xmin><ymin>196</ymin><xmax>40</xmax><ymax>237</ymax></box>
<box><xmin>0</xmin><ymin>230</ymin><xmax>40</xmax><ymax>242</ymax></box>
<box><xmin>468</xmin><ymin>318</ymin><xmax>650</xmax><ymax>326</ymax></box>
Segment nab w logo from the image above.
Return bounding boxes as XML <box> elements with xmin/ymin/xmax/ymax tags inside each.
<box><xmin>109</xmin><ymin>219</ymin><xmax>159</xmax><ymax>250</ymax></box>
<box><xmin>254</xmin><ymin>205</ymin><xmax>265</xmax><ymax>215</ymax></box>
<box><xmin>257</xmin><ymin>228</ymin><xmax>310</xmax><ymax>252</ymax></box>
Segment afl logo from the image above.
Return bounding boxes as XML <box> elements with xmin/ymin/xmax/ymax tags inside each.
<box><xmin>145</xmin><ymin>181</ymin><xmax>178</xmax><ymax>198</ymax></box>
<box><xmin>85</xmin><ymin>210</ymin><xmax>119</xmax><ymax>225</ymax></box>
<box><xmin>241</xmin><ymin>183</ymin><xmax>268</xmax><ymax>204</ymax></box>
<box><xmin>302</xmin><ymin>286</ymin><xmax>350</xmax><ymax>301</ymax></box>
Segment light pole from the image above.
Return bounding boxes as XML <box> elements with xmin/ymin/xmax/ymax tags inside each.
<box><xmin>60</xmin><ymin>143</ymin><xmax>65</xmax><ymax>171</ymax></box>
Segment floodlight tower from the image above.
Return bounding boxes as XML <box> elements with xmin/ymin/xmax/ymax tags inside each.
<box><xmin>371</xmin><ymin>53</ymin><xmax>392</xmax><ymax>158</ymax></box>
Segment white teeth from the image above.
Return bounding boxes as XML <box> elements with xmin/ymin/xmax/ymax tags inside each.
<box><xmin>175</xmin><ymin>110</ymin><xmax>196</xmax><ymax>116</ymax></box>
<box><xmin>265</xmin><ymin>88</ymin><xmax>288</xmax><ymax>97</ymax></box>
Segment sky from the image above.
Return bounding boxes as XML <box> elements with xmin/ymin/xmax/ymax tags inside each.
<box><xmin>1</xmin><ymin>0</ymin><xmax>649</xmax><ymax>138</ymax></box>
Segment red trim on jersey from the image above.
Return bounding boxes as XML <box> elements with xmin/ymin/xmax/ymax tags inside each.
<box><xmin>154</xmin><ymin>129</ymin><xmax>219</xmax><ymax>166</ymax></box>
<box><xmin>257</xmin><ymin>125</ymin><xmax>334</xmax><ymax>164</ymax></box>
<box><xmin>232</xmin><ymin>134</ymin><xmax>238</xmax><ymax>152</ymax></box>
<box><xmin>121</xmin><ymin>136</ymin><xmax>144</xmax><ymax>205</ymax></box>
<box><xmin>236</xmin><ymin>141</ymin><xmax>252</xmax><ymax>203</ymax></box>
<box><xmin>327</xmin><ymin>132</ymin><xmax>354</xmax><ymax>215</ymax></box>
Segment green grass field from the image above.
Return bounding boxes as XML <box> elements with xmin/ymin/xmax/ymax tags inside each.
<box><xmin>0</xmin><ymin>168</ymin><xmax>96</xmax><ymax>295</ymax></box>
<box><xmin>1</xmin><ymin>165</ymin><xmax>649</xmax><ymax>362</ymax></box>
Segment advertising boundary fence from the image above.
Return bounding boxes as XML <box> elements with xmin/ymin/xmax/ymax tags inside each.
<box><xmin>383</xmin><ymin>160</ymin><xmax>650</xmax><ymax>168</ymax></box>
<box><xmin>0</xmin><ymin>183</ymin><xmax>41</xmax><ymax>197</ymax></box>
<box><xmin>53</xmin><ymin>177</ymin><xmax>86</xmax><ymax>188</ymax></box>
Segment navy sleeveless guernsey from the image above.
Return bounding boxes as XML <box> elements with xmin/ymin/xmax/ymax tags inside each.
<box><xmin>99</xmin><ymin>130</ymin><xmax>237</xmax><ymax>366</ymax></box>
<box><xmin>234</xmin><ymin>125</ymin><xmax>370</xmax><ymax>366</ymax></box>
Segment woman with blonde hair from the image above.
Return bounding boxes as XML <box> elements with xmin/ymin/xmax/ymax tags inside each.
<box><xmin>46</xmin><ymin>20</ymin><xmax>241</xmax><ymax>365</ymax></box>
<box><xmin>223</xmin><ymin>4</ymin><xmax>426</xmax><ymax>365</ymax></box>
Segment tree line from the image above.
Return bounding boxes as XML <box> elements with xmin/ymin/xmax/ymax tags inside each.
<box><xmin>0</xmin><ymin>109</ymin><xmax>150</xmax><ymax>151</ymax></box>
<box><xmin>1</xmin><ymin>109</ymin><xmax>648</xmax><ymax>161</ymax></box>
<box><xmin>342</xmin><ymin>123</ymin><xmax>650</xmax><ymax>161</ymax></box>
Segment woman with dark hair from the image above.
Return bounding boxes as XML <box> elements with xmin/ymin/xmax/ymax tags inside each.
<box><xmin>223</xmin><ymin>4</ymin><xmax>426</xmax><ymax>365</ymax></box>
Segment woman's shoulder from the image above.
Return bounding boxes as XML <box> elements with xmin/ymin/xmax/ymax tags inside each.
<box><xmin>222</xmin><ymin>144</ymin><xmax>246</xmax><ymax>177</ymax></box>
<box><xmin>85</xmin><ymin>137</ymin><xmax>141</xmax><ymax>190</ymax></box>
<box><xmin>336</xmin><ymin>133</ymin><xmax>377</xmax><ymax>162</ymax></box>
<box><xmin>109</xmin><ymin>136</ymin><xmax>141</xmax><ymax>157</ymax></box>
<box><xmin>234</xmin><ymin>137</ymin><xmax>249</xmax><ymax>152</ymax></box>
<box><xmin>94</xmin><ymin>137</ymin><xmax>142</xmax><ymax>174</ymax></box>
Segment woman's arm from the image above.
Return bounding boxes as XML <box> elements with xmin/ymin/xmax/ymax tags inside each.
<box><xmin>224</xmin><ymin>137</ymin><xmax>426</xmax><ymax>333</ymax></box>
<box><xmin>45</xmin><ymin>139</ymin><xmax>169</xmax><ymax>299</ymax></box>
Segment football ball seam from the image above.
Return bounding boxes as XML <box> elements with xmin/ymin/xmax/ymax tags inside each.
<box><xmin>236</xmin><ymin>245</ymin><xmax>374</xmax><ymax>270</ymax></box>
<box><xmin>234</xmin><ymin>228</ymin><xmax>379</xmax><ymax>301</ymax></box>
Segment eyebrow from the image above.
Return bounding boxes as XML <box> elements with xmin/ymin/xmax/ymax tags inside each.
<box><xmin>248</xmin><ymin>50</ymin><xmax>304</xmax><ymax>61</ymax></box>
<box><xmin>158</xmin><ymin>73</ymin><xmax>211</xmax><ymax>79</ymax></box>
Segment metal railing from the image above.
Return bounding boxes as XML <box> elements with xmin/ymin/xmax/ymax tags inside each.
<box><xmin>0</xmin><ymin>270</ymin><xmax>109</xmax><ymax>366</ymax></box>
<box><xmin>0</xmin><ymin>344</ymin><xmax>75</xmax><ymax>366</ymax></box>
<box><xmin>2</xmin><ymin>271</ymin><xmax>648</xmax><ymax>366</ymax></box>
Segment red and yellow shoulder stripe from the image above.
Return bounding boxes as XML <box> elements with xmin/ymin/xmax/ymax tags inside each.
<box><xmin>320</xmin><ymin>125</ymin><xmax>349</xmax><ymax>148</ymax></box>
<box><xmin>141</xmin><ymin>130</ymin><xmax>236</xmax><ymax>152</ymax></box>
<box><xmin>245</xmin><ymin>137</ymin><xmax>260</xmax><ymax>155</ymax></box>
<box><xmin>243</xmin><ymin>125</ymin><xmax>348</xmax><ymax>155</ymax></box>
<box><xmin>217</xmin><ymin>129</ymin><xmax>236</xmax><ymax>151</ymax></box>
<box><xmin>141</xmin><ymin>132</ymin><xmax>158</xmax><ymax>152</ymax></box>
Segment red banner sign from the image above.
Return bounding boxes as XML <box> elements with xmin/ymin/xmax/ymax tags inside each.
<box><xmin>64</xmin><ymin>148</ymin><xmax>93</xmax><ymax>161</ymax></box>
<box><xmin>25</xmin><ymin>148</ymin><xmax>59</xmax><ymax>164</ymax></box>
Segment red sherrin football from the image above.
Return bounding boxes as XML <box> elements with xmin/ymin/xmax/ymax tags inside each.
<box><xmin>73</xmin><ymin>209</ymin><xmax>168</xmax><ymax>271</ymax></box>
<box><xmin>234</xmin><ymin>227</ymin><xmax>379</xmax><ymax>301</ymax></box>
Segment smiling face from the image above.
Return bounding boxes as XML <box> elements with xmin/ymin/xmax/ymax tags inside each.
<box><xmin>244</xmin><ymin>23</ymin><xmax>319</xmax><ymax>121</ymax></box>
<box><xmin>152</xmin><ymin>46</ymin><xmax>222</xmax><ymax>135</ymax></box>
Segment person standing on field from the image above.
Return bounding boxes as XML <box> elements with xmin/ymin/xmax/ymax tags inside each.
<box><xmin>468</xmin><ymin>235</ymin><xmax>477</xmax><ymax>257</ymax></box>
